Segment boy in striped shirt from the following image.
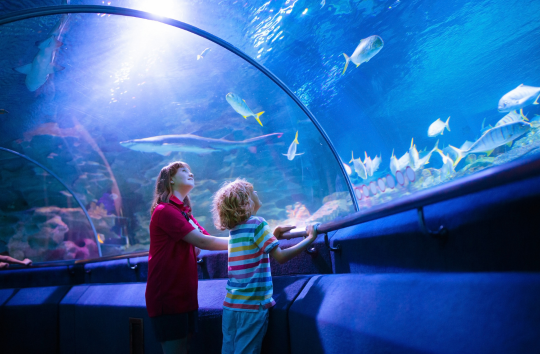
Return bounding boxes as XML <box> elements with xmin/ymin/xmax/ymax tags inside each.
<box><xmin>212</xmin><ymin>178</ymin><xmax>318</xmax><ymax>354</ymax></box>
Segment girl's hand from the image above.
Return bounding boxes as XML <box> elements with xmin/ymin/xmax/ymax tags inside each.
<box><xmin>273</xmin><ymin>225</ymin><xmax>296</xmax><ymax>240</ymax></box>
<box><xmin>22</xmin><ymin>258</ymin><xmax>32</xmax><ymax>266</ymax></box>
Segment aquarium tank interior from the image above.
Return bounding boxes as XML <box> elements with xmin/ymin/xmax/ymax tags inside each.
<box><xmin>0</xmin><ymin>0</ymin><xmax>539</xmax><ymax>264</ymax></box>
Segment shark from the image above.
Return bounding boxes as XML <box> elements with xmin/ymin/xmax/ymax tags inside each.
<box><xmin>13</xmin><ymin>14</ymin><xmax>69</xmax><ymax>92</ymax></box>
<box><xmin>119</xmin><ymin>133</ymin><xmax>284</xmax><ymax>155</ymax></box>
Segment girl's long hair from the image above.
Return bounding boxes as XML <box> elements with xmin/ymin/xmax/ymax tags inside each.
<box><xmin>150</xmin><ymin>161</ymin><xmax>192</xmax><ymax>217</ymax></box>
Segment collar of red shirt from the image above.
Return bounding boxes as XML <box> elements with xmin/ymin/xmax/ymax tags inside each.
<box><xmin>169</xmin><ymin>195</ymin><xmax>192</xmax><ymax>214</ymax></box>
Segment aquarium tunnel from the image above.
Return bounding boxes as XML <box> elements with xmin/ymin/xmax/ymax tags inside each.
<box><xmin>1</xmin><ymin>1</ymin><xmax>540</xmax><ymax>353</ymax></box>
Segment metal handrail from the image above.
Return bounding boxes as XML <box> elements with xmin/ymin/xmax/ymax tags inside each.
<box><xmin>0</xmin><ymin>147</ymin><xmax>102</xmax><ymax>256</ymax></box>
<box><xmin>0</xmin><ymin>5</ymin><xmax>359</xmax><ymax>212</ymax></box>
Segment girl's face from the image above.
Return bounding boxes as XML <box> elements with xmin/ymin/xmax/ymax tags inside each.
<box><xmin>171</xmin><ymin>166</ymin><xmax>194</xmax><ymax>193</ymax></box>
<box><xmin>249</xmin><ymin>187</ymin><xmax>262</xmax><ymax>214</ymax></box>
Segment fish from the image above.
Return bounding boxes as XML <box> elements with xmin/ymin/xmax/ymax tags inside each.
<box><xmin>13</xmin><ymin>15</ymin><xmax>69</xmax><ymax>92</ymax></box>
<box><xmin>390</xmin><ymin>150</ymin><xmax>399</xmax><ymax>176</ymax></box>
<box><xmin>495</xmin><ymin>110</ymin><xmax>528</xmax><ymax>127</ymax></box>
<box><xmin>197</xmin><ymin>48</ymin><xmax>210</xmax><ymax>60</ymax></box>
<box><xmin>480</xmin><ymin>118</ymin><xmax>493</xmax><ymax>134</ymax></box>
<box><xmin>0</xmin><ymin>109</ymin><xmax>8</xmax><ymax>114</ymax></box>
<box><xmin>283</xmin><ymin>131</ymin><xmax>304</xmax><ymax>160</ymax></box>
<box><xmin>449</xmin><ymin>121</ymin><xmax>531</xmax><ymax>166</ymax></box>
<box><xmin>363</xmin><ymin>152</ymin><xmax>381</xmax><ymax>177</ymax></box>
<box><xmin>498</xmin><ymin>84</ymin><xmax>540</xmax><ymax>112</ymax></box>
<box><xmin>226</xmin><ymin>93</ymin><xmax>265</xmax><ymax>126</ymax></box>
<box><xmin>14</xmin><ymin>37</ymin><xmax>65</xmax><ymax>91</ymax></box>
<box><xmin>342</xmin><ymin>35</ymin><xmax>384</xmax><ymax>75</ymax></box>
<box><xmin>428</xmin><ymin>117</ymin><xmax>450</xmax><ymax>137</ymax></box>
<box><xmin>119</xmin><ymin>133</ymin><xmax>283</xmax><ymax>155</ymax></box>
<box><xmin>349</xmin><ymin>151</ymin><xmax>367</xmax><ymax>179</ymax></box>
<box><xmin>409</xmin><ymin>139</ymin><xmax>439</xmax><ymax>171</ymax></box>
<box><xmin>342</xmin><ymin>162</ymin><xmax>352</xmax><ymax>175</ymax></box>
<box><xmin>435</xmin><ymin>148</ymin><xmax>455</xmax><ymax>178</ymax></box>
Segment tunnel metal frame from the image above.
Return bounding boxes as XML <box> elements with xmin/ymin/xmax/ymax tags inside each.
<box><xmin>0</xmin><ymin>147</ymin><xmax>102</xmax><ymax>257</ymax></box>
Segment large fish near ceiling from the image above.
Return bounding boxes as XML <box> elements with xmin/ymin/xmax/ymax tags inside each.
<box><xmin>449</xmin><ymin>121</ymin><xmax>530</xmax><ymax>166</ymax></box>
<box><xmin>498</xmin><ymin>84</ymin><xmax>540</xmax><ymax>112</ymax></box>
<box><xmin>119</xmin><ymin>133</ymin><xmax>283</xmax><ymax>155</ymax></box>
<box><xmin>342</xmin><ymin>35</ymin><xmax>384</xmax><ymax>75</ymax></box>
<box><xmin>13</xmin><ymin>14</ymin><xmax>69</xmax><ymax>91</ymax></box>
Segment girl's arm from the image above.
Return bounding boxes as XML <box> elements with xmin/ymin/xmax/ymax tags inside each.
<box><xmin>270</xmin><ymin>225</ymin><xmax>318</xmax><ymax>264</ymax></box>
<box><xmin>183</xmin><ymin>230</ymin><xmax>229</xmax><ymax>251</ymax></box>
<box><xmin>0</xmin><ymin>255</ymin><xmax>32</xmax><ymax>266</ymax></box>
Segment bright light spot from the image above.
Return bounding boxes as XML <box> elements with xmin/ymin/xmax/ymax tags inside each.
<box><xmin>302</xmin><ymin>8</ymin><xmax>308</xmax><ymax>15</ymax></box>
<box><xmin>138</xmin><ymin>0</ymin><xmax>177</xmax><ymax>17</ymax></box>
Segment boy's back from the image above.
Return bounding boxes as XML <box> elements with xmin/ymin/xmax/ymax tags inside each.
<box><xmin>224</xmin><ymin>216</ymin><xmax>279</xmax><ymax>312</ymax></box>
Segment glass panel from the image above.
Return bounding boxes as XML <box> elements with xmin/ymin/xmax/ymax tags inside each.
<box><xmin>0</xmin><ymin>13</ymin><xmax>353</xmax><ymax>261</ymax></box>
<box><xmin>71</xmin><ymin>0</ymin><xmax>540</xmax><ymax>211</ymax></box>
<box><xmin>0</xmin><ymin>150</ymin><xmax>99</xmax><ymax>262</ymax></box>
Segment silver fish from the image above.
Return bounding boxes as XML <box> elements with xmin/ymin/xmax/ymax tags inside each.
<box><xmin>409</xmin><ymin>139</ymin><xmax>438</xmax><ymax>171</ymax></box>
<box><xmin>449</xmin><ymin>121</ymin><xmax>531</xmax><ymax>166</ymax></box>
<box><xmin>283</xmin><ymin>131</ymin><xmax>304</xmax><ymax>160</ymax></box>
<box><xmin>120</xmin><ymin>133</ymin><xmax>283</xmax><ymax>155</ymax></box>
<box><xmin>495</xmin><ymin>110</ymin><xmax>528</xmax><ymax>127</ymax></box>
<box><xmin>435</xmin><ymin>148</ymin><xmax>455</xmax><ymax>178</ymax></box>
<box><xmin>226</xmin><ymin>93</ymin><xmax>265</xmax><ymax>126</ymax></box>
<box><xmin>498</xmin><ymin>84</ymin><xmax>540</xmax><ymax>112</ymax></box>
<box><xmin>350</xmin><ymin>151</ymin><xmax>367</xmax><ymax>179</ymax></box>
<box><xmin>342</xmin><ymin>35</ymin><xmax>384</xmax><ymax>75</ymax></box>
<box><xmin>428</xmin><ymin>117</ymin><xmax>450</xmax><ymax>137</ymax></box>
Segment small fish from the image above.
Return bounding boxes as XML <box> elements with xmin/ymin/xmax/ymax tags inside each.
<box><xmin>449</xmin><ymin>121</ymin><xmax>531</xmax><ymax>166</ymax></box>
<box><xmin>498</xmin><ymin>84</ymin><xmax>540</xmax><ymax>112</ymax></box>
<box><xmin>197</xmin><ymin>48</ymin><xmax>210</xmax><ymax>60</ymax></box>
<box><xmin>390</xmin><ymin>150</ymin><xmax>399</xmax><ymax>176</ymax></box>
<box><xmin>371</xmin><ymin>154</ymin><xmax>381</xmax><ymax>176</ymax></box>
<box><xmin>283</xmin><ymin>131</ymin><xmax>304</xmax><ymax>160</ymax></box>
<box><xmin>59</xmin><ymin>190</ymin><xmax>72</xmax><ymax>197</ymax></box>
<box><xmin>110</xmin><ymin>193</ymin><xmax>119</xmax><ymax>200</ymax></box>
<box><xmin>350</xmin><ymin>151</ymin><xmax>367</xmax><ymax>179</ymax></box>
<box><xmin>97</xmin><ymin>233</ymin><xmax>105</xmax><ymax>244</ymax></box>
<box><xmin>428</xmin><ymin>117</ymin><xmax>450</xmax><ymax>137</ymax></box>
<box><xmin>342</xmin><ymin>35</ymin><xmax>384</xmax><ymax>75</ymax></box>
<box><xmin>435</xmin><ymin>148</ymin><xmax>455</xmax><ymax>177</ymax></box>
<box><xmin>342</xmin><ymin>162</ymin><xmax>352</xmax><ymax>175</ymax></box>
<box><xmin>226</xmin><ymin>93</ymin><xmax>265</xmax><ymax>126</ymax></box>
<box><xmin>363</xmin><ymin>152</ymin><xmax>373</xmax><ymax>176</ymax></box>
<box><xmin>495</xmin><ymin>110</ymin><xmax>528</xmax><ymax>127</ymax></box>
<box><xmin>409</xmin><ymin>139</ymin><xmax>438</xmax><ymax>171</ymax></box>
<box><xmin>0</xmin><ymin>109</ymin><xmax>8</xmax><ymax>114</ymax></box>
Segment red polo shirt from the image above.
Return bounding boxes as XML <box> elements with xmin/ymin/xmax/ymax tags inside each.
<box><xmin>145</xmin><ymin>196</ymin><xmax>209</xmax><ymax>317</ymax></box>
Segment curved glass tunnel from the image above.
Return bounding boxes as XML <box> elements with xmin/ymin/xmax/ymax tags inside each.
<box><xmin>0</xmin><ymin>0</ymin><xmax>540</xmax><ymax>264</ymax></box>
<box><xmin>0</xmin><ymin>11</ymin><xmax>354</xmax><ymax>261</ymax></box>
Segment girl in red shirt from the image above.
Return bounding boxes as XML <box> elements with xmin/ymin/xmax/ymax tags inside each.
<box><xmin>146</xmin><ymin>161</ymin><xmax>229</xmax><ymax>354</ymax></box>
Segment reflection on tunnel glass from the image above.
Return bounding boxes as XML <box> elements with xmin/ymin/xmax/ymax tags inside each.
<box><xmin>0</xmin><ymin>13</ymin><xmax>353</xmax><ymax>262</ymax></box>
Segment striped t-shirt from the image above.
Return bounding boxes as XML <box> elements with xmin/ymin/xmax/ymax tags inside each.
<box><xmin>223</xmin><ymin>216</ymin><xmax>279</xmax><ymax>312</ymax></box>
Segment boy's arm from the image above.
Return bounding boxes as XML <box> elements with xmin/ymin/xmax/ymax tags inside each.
<box><xmin>270</xmin><ymin>225</ymin><xmax>317</xmax><ymax>264</ymax></box>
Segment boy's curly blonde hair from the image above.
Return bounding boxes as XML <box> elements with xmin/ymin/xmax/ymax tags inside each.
<box><xmin>212</xmin><ymin>179</ymin><xmax>254</xmax><ymax>230</ymax></box>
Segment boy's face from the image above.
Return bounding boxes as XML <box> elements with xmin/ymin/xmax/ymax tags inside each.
<box><xmin>249</xmin><ymin>187</ymin><xmax>262</xmax><ymax>214</ymax></box>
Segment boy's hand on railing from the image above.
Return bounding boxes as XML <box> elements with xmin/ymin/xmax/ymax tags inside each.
<box><xmin>273</xmin><ymin>225</ymin><xmax>296</xmax><ymax>240</ymax></box>
<box><xmin>306</xmin><ymin>224</ymin><xmax>318</xmax><ymax>242</ymax></box>
<box><xmin>22</xmin><ymin>258</ymin><xmax>32</xmax><ymax>266</ymax></box>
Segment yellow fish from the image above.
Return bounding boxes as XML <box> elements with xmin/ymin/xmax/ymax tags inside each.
<box><xmin>226</xmin><ymin>93</ymin><xmax>264</xmax><ymax>126</ymax></box>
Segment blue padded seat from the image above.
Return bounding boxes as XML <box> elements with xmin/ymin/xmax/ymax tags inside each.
<box><xmin>289</xmin><ymin>273</ymin><xmax>540</xmax><ymax>354</ymax></box>
<box><xmin>84</xmin><ymin>256</ymin><xmax>148</xmax><ymax>284</ymax></box>
<box><xmin>59</xmin><ymin>275</ymin><xmax>311</xmax><ymax>354</ymax></box>
<box><xmin>0</xmin><ymin>265</ymin><xmax>84</xmax><ymax>289</ymax></box>
<box><xmin>330</xmin><ymin>174</ymin><xmax>540</xmax><ymax>273</ymax></box>
<box><xmin>2</xmin><ymin>286</ymin><xmax>72</xmax><ymax>354</ymax></box>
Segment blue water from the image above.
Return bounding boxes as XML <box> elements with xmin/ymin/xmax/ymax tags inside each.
<box><xmin>0</xmin><ymin>0</ymin><xmax>539</xmax><ymax>261</ymax></box>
